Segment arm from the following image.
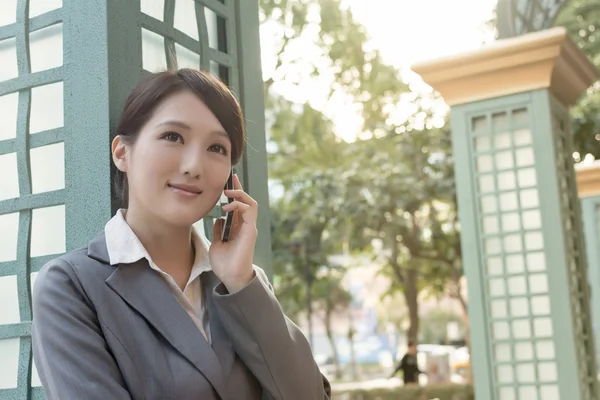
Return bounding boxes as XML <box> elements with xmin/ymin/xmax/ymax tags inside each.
<box><xmin>212</xmin><ymin>266</ymin><xmax>331</xmax><ymax>400</ymax></box>
<box><xmin>32</xmin><ymin>259</ymin><xmax>132</xmax><ymax>400</ymax></box>
<box><xmin>401</xmin><ymin>354</ymin><xmax>409</xmax><ymax>369</ymax></box>
<box><xmin>389</xmin><ymin>355</ymin><xmax>406</xmax><ymax>378</ymax></box>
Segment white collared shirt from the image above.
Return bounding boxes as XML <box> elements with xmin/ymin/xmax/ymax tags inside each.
<box><xmin>104</xmin><ymin>209</ymin><xmax>213</xmax><ymax>342</ymax></box>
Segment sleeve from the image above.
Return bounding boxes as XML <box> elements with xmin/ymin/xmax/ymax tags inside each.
<box><xmin>391</xmin><ymin>355</ymin><xmax>407</xmax><ymax>376</ymax></box>
<box><xmin>31</xmin><ymin>259</ymin><xmax>132</xmax><ymax>400</ymax></box>
<box><xmin>400</xmin><ymin>354</ymin><xmax>408</xmax><ymax>369</ymax></box>
<box><xmin>212</xmin><ymin>266</ymin><xmax>331</xmax><ymax>400</ymax></box>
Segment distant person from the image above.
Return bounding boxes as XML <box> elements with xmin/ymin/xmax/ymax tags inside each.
<box><xmin>389</xmin><ymin>342</ymin><xmax>424</xmax><ymax>385</ymax></box>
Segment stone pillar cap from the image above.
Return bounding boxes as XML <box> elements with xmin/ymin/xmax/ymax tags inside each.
<box><xmin>576</xmin><ymin>160</ymin><xmax>600</xmax><ymax>198</ymax></box>
<box><xmin>411</xmin><ymin>27</ymin><xmax>599</xmax><ymax>107</ymax></box>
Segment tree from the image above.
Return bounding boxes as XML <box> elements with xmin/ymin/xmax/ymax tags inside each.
<box><xmin>556</xmin><ymin>0</ymin><xmax>600</xmax><ymax>57</ymax></box>
<box><xmin>424</xmin><ymin>196</ymin><xmax>470</xmax><ymax>348</ymax></box>
<box><xmin>267</xmin><ymin>94</ymin><xmax>353</xmax><ymax>373</ymax></box>
<box><xmin>270</xmin><ymin>198</ymin><xmax>308</xmax><ymax>323</ymax></box>
<box><xmin>486</xmin><ymin>0</ymin><xmax>600</xmax><ymax>158</ymax></box>
<box><xmin>260</xmin><ymin>0</ymin><xmax>407</xmax><ymax>129</ymax></box>
<box><xmin>555</xmin><ymin>0</ymin><xmax>600</xmax><ymax>159</ymax></box>
<box><xmin>420</xmin><ymin>308</ymin><xmax>465</xmax><ymax>345</ymax></box>
<box><xmin>267</xmin><ymin>98</ymin><xmax>346</xmax><ymax>321</ymax></box>
<box><xmin>261</xmin><ymin>0</ymin><xmax>467</xmax><ymax>349</ymax></box>
<box><xmin>312</xmin><ymin>270</ymin><xmax>352</xmax><ymax>379</ymax></box>
<box><xmin>341</xmin><ymin>113</ymin><xmax>461</xmax><ymax>344</ymax></box>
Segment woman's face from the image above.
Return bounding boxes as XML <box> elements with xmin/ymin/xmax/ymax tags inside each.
<box><xmin>113</xmin><ymin>90</ymin><xmax>232</xmax><ymax>227</ymax></box>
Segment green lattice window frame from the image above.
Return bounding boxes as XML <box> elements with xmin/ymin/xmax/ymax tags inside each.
<box><xmin>550</xmin><ymin>96</ymin><xmax>598</xmax><ymax>399</ymax></box>
<box><xmin>0</xmin><ymin>1</ymin><xmax>270</xmax><ymax>399</ymax></box>
<box><xmin>581</xmin><ymin>195</ymin><xmax>600</xmax><ymax>371</ymax></box>
<box><xmin>451</xmin><ymin>90</ymin><xmax>598</xmax><ymax>400</ymax></box>
<box><xmin>468</xmin><ymin>101</ymin><xmax>559</xmax><ymax>400</ymax></box>
<box><xmin>496</xmin><ymin>0</ymin><xmax>569</xmax><ymax>38</ymax></box>
<box><xmin>0</xmin><ymin>1</ymin><xmax>66</xmax><ymax>399</ymax></box>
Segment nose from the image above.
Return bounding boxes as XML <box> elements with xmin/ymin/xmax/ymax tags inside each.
<box><xmin>181</xmin><ymin>147</ymin><xmax>204</xmax><ymax>179</ymax></box>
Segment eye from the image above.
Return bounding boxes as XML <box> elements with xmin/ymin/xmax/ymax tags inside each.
<box><xmin>161</xmin><ymin>131</ymin><xmax>184</xmax><ymax>143</ymax></box>
<box><xmin>208</xmin><ymin>144</ymin><xmax>228</xmax><ymax>155</ymax></box>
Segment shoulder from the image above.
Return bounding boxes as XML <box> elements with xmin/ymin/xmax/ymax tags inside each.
<box><xmin>37</xmin><ymin>246</ymin><xmax>87</xmax><ymax>279</ymax></box>
<box><xmin>34</xmin><ymin>248</ymin><xmax>86</xmax><ymax>294</ymax></box>
<box><xmin>32</xmin><ymin>248</ymin><xmax>110</xmax><ymax>345</ymax></box>
<box><xmin>253</xmin><ymin>265</ymin><xmax>269</xmax><ymax>282</ymax></box>
<box><xmin>35</xmin><ymin>245</ymin><xmax>111</xmax><ymax>299</ymax></box>
<box><xmin>32</xmin><ymin>249</ymin><xmax>94</xmax><ymax>320</ymax></box>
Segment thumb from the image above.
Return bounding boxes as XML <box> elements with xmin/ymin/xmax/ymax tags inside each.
<box><xmin>212</xmin><ymin>218</ymin><xmax>224</xmax><ymax>243</ymax></box>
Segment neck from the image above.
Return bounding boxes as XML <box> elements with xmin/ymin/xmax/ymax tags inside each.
<box><xmin>123</xmin><ymin>206</ymin><xmax>196</xmax><ymax>275</ymax></box>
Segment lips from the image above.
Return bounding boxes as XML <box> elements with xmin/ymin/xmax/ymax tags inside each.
<box><xmin>168</xmin><ymin>183</ymin><xmax>202</xmax><ymax>195</ymax></box>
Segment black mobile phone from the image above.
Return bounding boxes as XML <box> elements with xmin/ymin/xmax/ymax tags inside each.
<box><xmin>221</xmin><ymin>170</ymin><xmax>234</xmax><ymax>242</ymax></box>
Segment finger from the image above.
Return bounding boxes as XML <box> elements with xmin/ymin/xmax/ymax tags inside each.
<box><xmin>224</xmin><ymin>189</ymin><xmax>257</xmax><ymax>207</ymax></box>
<box><xmin>222</xmin><ymin>200</ymin><xmax>251</xmax><ymax>214</ymax></box>
<box><xmin>233</xmin><ymin>173</ymin><xmax>243</xmax><ymax>190</ymax></box>
<box><xmin>223</xmin><ymin>200</ymin><xmax>257</xmax><ymax>227</ymax></box>
<box><xmin>212</xmin><ymin>218</ymin><xmax>224</xmax><ymax>243</ymax></box>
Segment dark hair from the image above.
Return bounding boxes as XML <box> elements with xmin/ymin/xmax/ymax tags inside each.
<box><xmin>112</xmin><ymin>68</ymin><xmax>245</xmax><ymax>208</ymax></box>
<box><xmin>408</xmin><ymin>341</ymin><xmax>416</xmax><ymax>348</ymax></box>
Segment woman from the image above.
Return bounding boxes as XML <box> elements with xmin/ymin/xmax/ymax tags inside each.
<box><xmin>32</xmin><ymin>68</ymin><xmax>331</xmax><ymax>400</ymax></box>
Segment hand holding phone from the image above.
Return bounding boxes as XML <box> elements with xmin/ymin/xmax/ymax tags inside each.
<box><xmin>209</xmin><ymin>172</ymin><xmax>258</xmax><ymax>293</ymax></box>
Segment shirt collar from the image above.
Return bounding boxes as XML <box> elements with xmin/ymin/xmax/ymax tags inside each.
<box><xmin>104</xmin><ymin>209</ymin><xmax>212</xmax><ymax>280</ymax></box>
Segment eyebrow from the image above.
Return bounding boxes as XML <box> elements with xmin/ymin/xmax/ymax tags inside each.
<box><xmin>156</xmin><ymin>120</ymin><xmax>192</xmax><ymax>130</ymax></box>
<box><xmin>211</xmin><ymin>130</ymin><xmax>230</xmax><ymax>140</ymax></box>
<box><xmin>156</xmin><ymin>120</ymin><xmax>229</xmax><ymax>139</ymax></box>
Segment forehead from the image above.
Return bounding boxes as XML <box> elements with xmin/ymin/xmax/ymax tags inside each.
<box><xmin>150</xmin><ymin>90</ymin><xmax>225</xmax><ymax>132</ymax></box>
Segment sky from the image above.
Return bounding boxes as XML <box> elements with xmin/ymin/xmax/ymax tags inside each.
<box><xmin>345</xmin><ymin>0</ymin><xmax>497</xmax><ymax>69</ymax></box>
<box><xmin>260</xmin><ymin>0</ymin><xmax>498</xmax><ymax>142</ymax></box>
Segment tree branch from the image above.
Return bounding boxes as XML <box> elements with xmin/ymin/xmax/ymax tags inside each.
<box><xmin>264</xmin><ymin>33</ymin><xmax>292</xmax><ymax>95</ymax></box>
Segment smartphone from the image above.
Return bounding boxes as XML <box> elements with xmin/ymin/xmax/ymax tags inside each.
<box><xmin>221</xmin><ymin>170</ymin><xmax>234</xmax><ymax>242</ymax></box>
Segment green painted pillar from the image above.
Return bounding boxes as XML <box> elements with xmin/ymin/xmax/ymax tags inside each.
<box><xmin>0</xmin><ymin>0</ymin><xmax>269</xmax><ymax>398</ymax></box>
<box><xmin>413</xmin><ymin>27</ymin><xmax>599</xmax><ymax>400</ymax></box>
<box><xmin>576</xmin><ymin>163</ymin><xmax>600</xmax><ymax>367</ymax></box>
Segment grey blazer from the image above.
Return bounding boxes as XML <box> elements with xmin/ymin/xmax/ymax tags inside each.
<box><xmin>31</xmin><ymin>233</ymin><xmax>331</xmax><ymax>400</ymax></box>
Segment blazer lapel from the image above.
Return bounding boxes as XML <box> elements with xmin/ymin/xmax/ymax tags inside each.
<box><xmin>202</xmin><ymin>271</ymin><xmax>235</xmax><ymax>373</ymax></box>
<box><xmin>89</xmin><ymin>233</ymin><xmax>230</xmax><ymax>400</ymax></box>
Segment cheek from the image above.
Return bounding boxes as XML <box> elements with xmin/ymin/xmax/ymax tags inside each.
<box><xmin>128</xmin><ymin>143</ymin><xmax>173</xmax><ymax>187</ymax></box>
<box><xmin>207</xmin><ymin>165</ymin><xmax>230</xmax><ymax>194</ymax></box>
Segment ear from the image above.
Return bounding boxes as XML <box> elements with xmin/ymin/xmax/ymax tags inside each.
<box><xmin>111</xmin><ymin>135</ymin><xmax>129</xmax><ymax>173</ymax></box>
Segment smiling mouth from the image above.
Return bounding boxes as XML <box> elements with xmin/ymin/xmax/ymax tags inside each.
<box><xmin>167</xmin><ymin>183</ymin><xmax>202</xmax><ymax>195</ymax></box>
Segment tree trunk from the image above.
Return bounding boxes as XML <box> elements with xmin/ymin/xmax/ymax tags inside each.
<box><xmin>458</xmin><ymin>294</ymin><xmax>470</xmax><ymax>351</ymax></box>
<box><xmin>305</xmin><ymin>261</ymin><xmax>314</xmax><ymax>348</ymax></box>
<box><xmin>453</xmin><ymin>284</ymin><xmax>472</xmax><ymax>384</ymax></box>
<box><xmin>348</xmin><ymin>314</ymin><xmax>359</xmax><ymax>381</ymax></box>
<box><xmin>452</xmin><ymin>277</ymin><xmax>471</xmax><ymax>351</ymax></box>
<box><xmin>403</xmin><ymin>267</ymin><xmax>419</xmax><ymax>343</ymax></box>
<box><xmin>388</xmin><ymin>239</ymin><xmax>420</xmax><ymax>345</ymax></box>
<box><xmin>324</xmin><ymin>308</ymin><xmax>342</xmax><ymax>379</ymax></box>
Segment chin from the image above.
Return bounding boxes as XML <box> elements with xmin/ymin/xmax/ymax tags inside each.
<box><xmin>159</xmin><ymin>205</ymin><xmax>211</xmax><ymax>228</ymax></box>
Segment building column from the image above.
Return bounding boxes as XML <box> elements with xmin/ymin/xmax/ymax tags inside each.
<box><xmin>413</xmin><ymin>27</ymin><xmax>599</xmax><ymax>400</ymax></box>
<box><xmin>576</xmin><ymin>162</ymin><xmax>600</xmax><ymax>367</ymax></box>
